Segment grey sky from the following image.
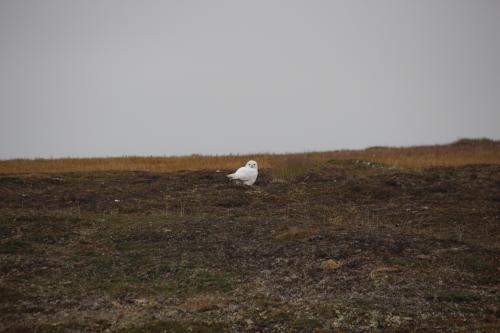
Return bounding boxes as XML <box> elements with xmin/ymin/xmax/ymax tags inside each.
<box><xmin>1</xmin><ymin>0</ymin><xmax>499</xmax><ymax>159</ymax></box>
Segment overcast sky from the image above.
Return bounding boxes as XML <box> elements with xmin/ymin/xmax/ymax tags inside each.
<box><xmin>0</xmin><ymin>1</ymin><xmax>499</xmax><ymax>159</ymax></box>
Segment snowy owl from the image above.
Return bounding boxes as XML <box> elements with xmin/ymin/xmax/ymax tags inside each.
<box><xmin>227</xmin><ymin>160</ymin><xmax>258</xmax><ymax>185</ymax></box>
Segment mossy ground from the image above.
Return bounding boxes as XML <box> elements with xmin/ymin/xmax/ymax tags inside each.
<box><xmin>0</xmin><ymin>161</ymin><xmax>499</xmax><ymax>332</ymax></box>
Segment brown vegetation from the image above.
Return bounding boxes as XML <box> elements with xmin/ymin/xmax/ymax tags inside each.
<box><xmin>1</xmin><ymin>138</ymin><xmax>499</xmax><ymax>174</ymax></box>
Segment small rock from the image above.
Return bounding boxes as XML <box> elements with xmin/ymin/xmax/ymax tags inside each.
<box><xmin>260</xmin><ymin>269</ymin><xmax>272</xmax><ymax>276</ymax></box>
<box><xmin>228</xmin><ymin>304</ymin><xmax>240</xmax><ymax>311</ymax></box>
<box><xmin>134</xmin><ymin>298</ymin><xmax>148</xmax><ymax>305</ymax></box>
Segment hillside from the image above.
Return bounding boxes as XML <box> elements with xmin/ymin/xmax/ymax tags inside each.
<box><xmin>0</xmin><ymin>140</ymin><xmax>499</xmax><ymax>332</ymax></box>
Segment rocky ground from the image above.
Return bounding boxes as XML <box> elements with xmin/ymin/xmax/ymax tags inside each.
<box><xmin>0</xmin><ymin>160</ymin><xmax>499</xmax><ymax>332</ymax></box>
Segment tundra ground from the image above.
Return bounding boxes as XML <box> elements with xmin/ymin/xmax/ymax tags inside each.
<box><xmin>0</xmin><ymin>156</ymin><xmax>499</xmax><ymax>332</ymax></box>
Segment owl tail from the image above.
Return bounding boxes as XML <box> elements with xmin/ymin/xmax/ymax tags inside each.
<box><xmin>227</xmin><ymin>173</ymin><xmax>237</xmax><ymax>179</ymax></box>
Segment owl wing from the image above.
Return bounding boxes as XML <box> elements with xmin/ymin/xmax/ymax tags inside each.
<box><xmin>233</xmin><ymin>167</ymin><xmax>253</xmax><ymax>181</ymax></box>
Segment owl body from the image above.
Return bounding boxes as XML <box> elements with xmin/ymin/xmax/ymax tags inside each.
<box><xmin>227</xmin><ymin>160</ymin><xmax>258</xmax><ymax>185</ymax></box>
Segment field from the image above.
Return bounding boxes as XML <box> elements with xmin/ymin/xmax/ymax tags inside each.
<box><xmin>0</xmin><ymin>139</ymin><xmax>499</xmax><ymax>332</ymax></box>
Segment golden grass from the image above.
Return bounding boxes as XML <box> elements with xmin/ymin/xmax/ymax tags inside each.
<box><xmin>0</xmin><ymin>139</ymin><xmax>498</xmax><ymax>174</ymax></box>
<box><xmin>274</xmin><ymin>227</ymin><xmax>320</xmax><ymax>241</ymax></box>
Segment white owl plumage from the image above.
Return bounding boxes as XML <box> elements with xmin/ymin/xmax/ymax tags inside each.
<box><xmin>227</xmin><ymin>160</ymin><xmax>258</xmax><ymax>185</ymax></box>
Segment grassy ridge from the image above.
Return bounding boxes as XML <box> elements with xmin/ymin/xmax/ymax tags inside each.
<box><xmin>1</xmin><ymin>138</ymin><xmax>499</xmax><ymax>174</ymax></box>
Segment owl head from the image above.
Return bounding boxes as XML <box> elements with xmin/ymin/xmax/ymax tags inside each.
<box><xmin>246</xmin><ymin>160</ymin><xmax>258</xmax><ymax>169</ymax></box>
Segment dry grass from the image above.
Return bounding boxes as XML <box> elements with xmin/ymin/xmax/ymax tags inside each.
<box><xmin>0</xmin><ymin>138</ymin><xmax>499</xmax><ymax>174</ymax></box>
<box><xmin>274</xmin><ymin>227</ymin><xmax>319</xmax><ymax>241</ymax></box>
<box><xmin>180</xmin><ymin>294</ymin><xmax>228</xmax><ymax>312</ymax></box>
